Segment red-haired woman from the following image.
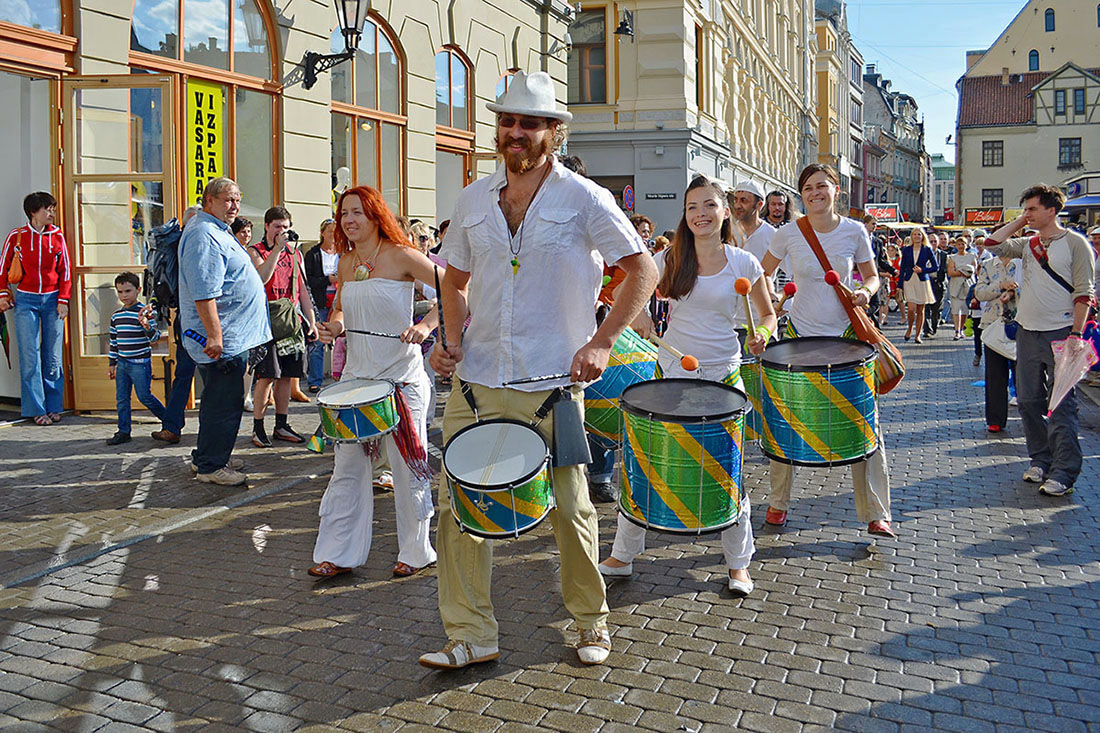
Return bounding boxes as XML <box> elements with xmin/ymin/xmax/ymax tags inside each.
<box><xmin>309</xmin><ymin>186</ymin><xmax>443</xmax><ymax>579</ymax></box>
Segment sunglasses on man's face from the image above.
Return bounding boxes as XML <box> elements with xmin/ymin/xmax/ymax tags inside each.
<box><xmin>498</xmin><ymin>116</ymin><xmax>546</xmax><ymax>131</ymax></box>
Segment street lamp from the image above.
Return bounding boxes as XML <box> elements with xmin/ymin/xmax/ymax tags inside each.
<box><xmin>302</xmin><ymin>0</ymin><xmax>372</xmax><ymax>90</ymax></box>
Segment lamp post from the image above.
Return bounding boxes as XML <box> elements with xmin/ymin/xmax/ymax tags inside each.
<box><xmin>303</xmin><ymin>0</ymin><xmax>372</xmax><ymax>90</ymax></box>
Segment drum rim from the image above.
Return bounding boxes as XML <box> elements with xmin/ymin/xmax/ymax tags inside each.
<box><xmin>317</xmin><ymin>378</ymin><xmax>396</xmax><ymax>408</ymax></box>
<box><xmin>763</xmin><ymin>444</ymin><xmax>878</xmax><ymax>467</ymax></box>
<box><xmin>442</xmin><ymin>418</ymin><xmax>551</xmax><ymax>491</ymax></box>
<box><xmin>448</xmin><ymin>507</ymin><xmax>552</xmax><ymax>539</ymax></box>
<box><xmin>617</xmin><ymin>508</ymin><xmax>742</xmax><ymax>536</ymax></box>
<box><xmin>619</xmin><ymin>378</ymin><xmax>750</xmax><ymax>423</ymax></box>
<box><xmin>760</xmin><ymin>336</ymin><xmax>875</xmax><ymax>371</ymax></box>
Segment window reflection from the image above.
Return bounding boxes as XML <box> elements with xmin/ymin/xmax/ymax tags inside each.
<box><xmin>0</xmin><ymin>0</ymin><xmax>62</xmax><ymax>33</ymax></box>
<box><xmin>184</xmin><ymin>0</ymin><xmax>230</xmax><ymax>69</ymax></box>
<box><xmin>233</xmin><ymin>0</ymin><xmax>270</xmax><ymax>79</ymax></box>
<box><xmin>235</xmin><ymin>88</ymin><xmax>272</xmax><ymax>220</ymax></box>
<box><xmin>131</xmin><ymin>0</ymin><xmax>179</xmax><ymax>58</ymax></box>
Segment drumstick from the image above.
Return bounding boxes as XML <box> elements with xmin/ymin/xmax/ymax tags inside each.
<box><xmin>648</xmin><ymin>334</ymin><xmax>699</xmax><ymax>371</ymax></box>
<box><xmin>434</xmin><ymin>265</ymin><xmax>447</xmax><ymax>349</ymax></box>
<box><xmin>734</xmin><ymin>277</ymin><xmax>756</xmax><ymax>336</ymax></box>
<box><xmin>824</xmin><ymin>270</ymin><xmax>873</xmax><ymax>310</ymax></box>
<box><xmin>505</xmin><ymin>373</ymin><xmax>573</xmax><ymax>386</ymax></box>
<box><xmin>344</xmin><ymin>328</ymin><xmax>403</xmax><ymax>340</ymax></box>
<box><xmin>777</xmin><ymin>281</ymin><xmax>797</xmax><ymax>309</ymax></box>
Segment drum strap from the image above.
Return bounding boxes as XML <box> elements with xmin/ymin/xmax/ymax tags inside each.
<box><xmin>533</xmin><ymin>388</ymin><xmax>563</xmax><ymax>425</ymax></box>
<box><xmin>459</xmin><ymin>379</ymin><xmax>480</xmax><ymax>420</ymax></box>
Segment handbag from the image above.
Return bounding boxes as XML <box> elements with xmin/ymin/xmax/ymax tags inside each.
<box><xmin>796</xmin><ymin>218</ymin><xmax>905</xmax><ymax>395</ymax></box>
<box><xmin>267</xmin><ymin>247</ymin><xmax>302</xmax><ymax>341</ymax></box>
<box><xmin>7</xmin><ymin>244</ymin><xmax>23</xmax><ymax>285</ymax></box>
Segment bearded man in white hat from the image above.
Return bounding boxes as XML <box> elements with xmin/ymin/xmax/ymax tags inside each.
<box><xmin>423</xmin><ymin>70</ymin><xmax>657</xmax><ymax>670</ymax></box>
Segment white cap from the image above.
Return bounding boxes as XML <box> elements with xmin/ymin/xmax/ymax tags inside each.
<box><xmin>733</xmin><ymin>180</ymin><xmax>766</xmax><ymax>201</ymax></box>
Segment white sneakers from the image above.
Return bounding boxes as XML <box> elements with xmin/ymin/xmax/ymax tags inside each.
<box><xmin>728</xmin><ymin>577</ymin><xmax>755</xmax><ymax>596</ymax></box>
<box><xmin>418</xmin><ymin>640</ymin><xmax>500</xmax><ymax>670</ymax></box>
<box><xmin>577</xmin><ymin>628</ymin><xmax>611</xmax><ymax>665</ymax></box>
<box><xmin>597</xmin><ymin>561</ymin><xmax>633</xmax><ymax>577</ymax></box>
<box><xmin>1039</xmin><ymin>479</ymin><xmax>1073</xmax><ymax>497</ymax></box>
<box><xmin>1022</xmin><ymin>466</ymin><xmax>1045</xmax><ymax>483</ymax></box>
<box><xmin>187</xmin><ymin>457</ymin><xmax>245</xmax><ymax>473</ymax></box>
<box><xmin>195</xmin><ymin>467</ymin><xmax>247</xmax><ymax>486</ymax></box>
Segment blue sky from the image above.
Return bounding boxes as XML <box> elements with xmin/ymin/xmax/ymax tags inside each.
<box><xmin>847</xmin><ymin>0</ymin><xmax>1027</xmax><ymax>165</ymax></box>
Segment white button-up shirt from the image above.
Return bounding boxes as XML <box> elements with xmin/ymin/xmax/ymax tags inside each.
<box><xmin>442</xmin><ymin>157</ymin><xmax>646</xmax><ymax>392</ymax></box>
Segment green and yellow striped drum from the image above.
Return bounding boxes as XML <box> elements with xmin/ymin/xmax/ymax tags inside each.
<box><xmin>723</xmin><ymin>351</ymin><xmax>762</xmax><ymax>444</ymax></box>
<box><xmin>619</xmin><ymin>379</ymin><xmax>748</xmax><ymax>535</ymax></box>
<box><xmin>584</xmin><ymin>326</ymin><xmax>660</xmax><ymax>442</ymax></box>
<box><xmin>759</xmin><ymin>337</ymin><xmax>878</xmax><ymax>466</ymax></box>
<box><xmin>443</xmin><ymin>419</ymin><xmax>555</xmax><ymax>539</ymax></box>
<box><xmin>316</xmin><ymin>378</ymin><xmax>399</xmax><ymax>443</ymax></box>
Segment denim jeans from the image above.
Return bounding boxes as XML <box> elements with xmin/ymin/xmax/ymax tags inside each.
<box><xmin>13</xmin><ymin>291</ymin><xmax>65</xmax><ymax>417</ymax></box>
<box><xmin>192</xmin><ymin>352</ymin><xmax>247</xmax><ymax>474</ymax></box>
<box><xmin>1016</xmin><ymin>326</ymin><xmax>1082</xmax><ymax>486</ymax></box>
<box><xmin>307</xmin><ymin>306</ymin><xmax>330</xmax><ymax>388</ymax></box>
<box><xmin>115</xmin><ymin>357</ymin><xmax>166</xmax><ymax>434</ymax></box>
<box><xmin>586</xmin><ymin>433</ymin><xmax>616</xmax><ymax>483</ymax></box>
<box><xmin>162</xmin><ymin>344</ymin><xmax>196</xmax><ymax>435</ymax></box>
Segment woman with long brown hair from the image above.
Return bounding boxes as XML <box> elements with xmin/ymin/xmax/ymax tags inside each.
<box><xmin>308</xmin><ymin>186</ymin><xmax>443</xmax><ymax>579</ymax></box>
<box><xmin>598</xmin><ymin>175</ymin><xmax>777</xmax><ymax>596</ymax></box>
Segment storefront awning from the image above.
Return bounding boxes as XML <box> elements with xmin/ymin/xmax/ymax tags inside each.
<box><xmin>1064</xmin><ymin>195</ymin><xmax>1100</xmax><ymax>208</ymax></box>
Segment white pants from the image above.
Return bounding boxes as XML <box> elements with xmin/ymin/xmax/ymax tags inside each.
<box><xmin>606</xmin><ymin>357</ymin><xmax>756</xmax><ymax>570</ymax></box>
<box><xmin>313</xmin><ymin>371</ymin><xmax>437</xmax><ymax>569</ymax></box>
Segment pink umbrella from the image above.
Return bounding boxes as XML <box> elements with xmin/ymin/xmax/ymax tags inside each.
<box><xmin>1048</xmin><ymin>337</ymin><xmax>1098</xmax><ymax>416</ymax></box>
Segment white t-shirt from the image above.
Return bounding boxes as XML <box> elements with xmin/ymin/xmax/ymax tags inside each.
<box><xmin>321</xmin><ymin>249</ymin><xmax>340</xmax><ymax>276</ymax></box>
<box><xmin>655</xmin><ymin>245</ymin><xmax>764</xmax><ymax>368</ymax></box>
<box><xmin>767</xmin><ymin>217</ymin><xmax>874</xmax><ymax>337</ymax></box>
<box><xmin>743</xmin><ymin>221</ymin><xmax>776</xmax><ymax>264</ymax></box>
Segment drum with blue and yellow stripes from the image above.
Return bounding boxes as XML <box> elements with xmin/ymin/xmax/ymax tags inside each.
<box><xmin>759</xmin><ymin>337</ymin><xmax>877</xmax><ymax>466</ymax></box>
<box><xmin>619</xmin><ymin>379</ymin><xmax>747</xmax><ymax>535</ymax></box>
<box><xmin>443</xmin><ymin>419</ymin><xmax>554</xmax><ymax>539</ymax></box>
<box><xmin>317</xmin><ymin>378</ymin><xmax>399</xmax><ymax>443</ymax></box>
<box><xmin>584</xmin><ymin>326</ymin><xmax>660</xmax><ymax>442</ymax></box>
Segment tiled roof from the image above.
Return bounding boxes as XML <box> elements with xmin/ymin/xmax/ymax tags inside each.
<box><xmin>958</xmin><ymin>67</ymin><xmax>1100</xmax><ymax>127</ymax></box>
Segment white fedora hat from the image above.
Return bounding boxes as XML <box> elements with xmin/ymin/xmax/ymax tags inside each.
<box><xmin>486</xmin><ymin>70</ymin><xmax>573</xmax><ymax>123</ymax></box>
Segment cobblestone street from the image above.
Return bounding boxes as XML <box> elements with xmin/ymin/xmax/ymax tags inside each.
<box><xmin>1</xmin><ymin>325</ymin><xmax>1099</xmax><ymax>732</ymax></box>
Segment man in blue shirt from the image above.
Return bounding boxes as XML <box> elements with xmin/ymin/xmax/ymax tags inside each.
<box><xmin>178</xmin><ymin>177</ymin><xmax>271</xmax><ymax>485</ymax></box>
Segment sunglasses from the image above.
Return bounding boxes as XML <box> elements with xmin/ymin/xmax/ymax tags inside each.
<box><xmin>498</xmin><ymin>116</ymin><xmax>547</xmax><ymax>130</ymax></box>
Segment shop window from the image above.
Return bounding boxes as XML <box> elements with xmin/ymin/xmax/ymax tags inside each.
<box><xmin>435</xmin><ymin>48</ymin><xmax>471</xmax><ymax>130</ymax></box>
<box><xmin>0</xmin><ymin>1</ymin><xmax>61</xmax><ymax>32</ymax></box>
<box><xmin>1028</xmin><ymin>50</ymin><xmax>1039</xmax><ymax>71</ymax></box>
<box><xmin>331</xmin><ymin>15</ymin><xmax>405</xmax><ymax>214</ymax></box>
<box><xmin>567</xmin><ymin>10</ymin><xmax>607</xmax><ymax>104</ymax></box>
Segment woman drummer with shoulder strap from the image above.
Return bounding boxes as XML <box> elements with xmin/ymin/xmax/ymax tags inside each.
<box><xmin>758</xmin><ymin>164</ymin><xmax>895</xmax><ymax>538</ymax></box>
<box><xmin>598</xmin><ymin>175</ymin><xmax>777</xmax><ymax>596</ymax></box>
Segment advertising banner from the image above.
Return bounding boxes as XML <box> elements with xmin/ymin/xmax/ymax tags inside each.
<box><xmin>964</xmin><ymin>207</ymin><xmax>1004</xmax><ymax>227</ymax></box>
<box><xmin>866</xmin><ymin>203</ymin><xmax>900</xmax><ymax>223</ymax></box>
<box><xmin>186</xmin><ymin>80</ymin><xmax>225</xmax><ymax>206</ymax></box>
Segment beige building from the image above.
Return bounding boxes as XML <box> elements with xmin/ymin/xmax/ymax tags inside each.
<box><xmin>0</xmin><ymin>0</ymin><xmax>570</xmax><ymax>409</ymax></box>
<box><xmin>956</xmin><ymin>1</ymin><xmax>1100</xmax><ymax>223</ymax></box>
<box><xmin>563</xmin><ymin>0</ymin><xmax>818</xmax><ymax>230</ymax></box>
<box><xmin>813</xmin><ymin>0</ymin><xmax>864</xmax><ymax>214</ymax></box>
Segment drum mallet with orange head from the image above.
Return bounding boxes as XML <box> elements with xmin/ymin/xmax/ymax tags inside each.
<box><xmin>734</xmin><ymin>277</ymin><xmax>756</xmax><ymax>336</ymax></box>
<box><xmin>777</xmin><ymin>281</ymin><xmax>797</xmax><ymax>310</ymax></box>
<box><xmin>649</xmin><ymin>334</ymin><xmax>700</xmax><ymax>372</ymax></box>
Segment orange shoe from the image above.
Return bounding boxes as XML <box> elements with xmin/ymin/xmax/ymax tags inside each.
<box><xmin>868</xmin><ymin>520</ymin><xmax>896</xmax><ymax>538</ymax></box>
<box><xmin>764</xmin><ymin>506</ymin><xmax>787</xmax><ymax>526</ymax></box>
<box><xmin>308</xmin><ymin>561</ymin><xmax>351</xmax><ymax>578</ymax></box>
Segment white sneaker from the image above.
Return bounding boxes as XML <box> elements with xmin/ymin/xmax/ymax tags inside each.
<box><xmin>598</xmin><ymin>561</ymin><xmax>633</xmax><ymax>577</ymax></box>
<box><xmin>728</xmin><ymin>576</ymin><xmax>755</xmax><ymax>597</ymax></box>
<box><xmin>1039</xmin><ymin>479</ymin><xmax>1073</xmax><ymax>497</ymax></box>
<box><xmin>243</xmin><ymin>395</ymin><xmax>254</xmax><ymax>411</ymax></box>
<box><xmin>195</xmin><ymin>467</ymin><xmax>247</xmax><ymax>486</ymax></box>
<box><xmin>418</xmin><ymin>639</ymin><xmax>499</xmax><ymax>670</ymax></box>
<box><xmin>188</xmin><ymin>457</ymin><xmax>245</xmax><ymax>473</ymax></box>
<box><xmin>577</xmin><ymin>628</ymin><xmax>611</xmax><ymax>665</ymax></box>
<box><xmin>1022</xmin><ymin>466</ymin><xmax>1045</xmax><ymax>483</ymax></box>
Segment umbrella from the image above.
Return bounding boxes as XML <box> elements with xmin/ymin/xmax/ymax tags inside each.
<box><xmin>1048</xmin><ymin>337</ymin><xmax>1098</xmax><ymax>416</ymax></box>
<box><xmin>0</xmin><ymin>312</ymin><xmax>9</xmax><ymax>369</ymax></box>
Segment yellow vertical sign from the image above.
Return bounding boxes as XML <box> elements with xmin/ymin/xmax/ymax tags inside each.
<box><xmin>186</xmin><ymin>79</ymin><xmax>225</xmax><ymax>206</ymax></box>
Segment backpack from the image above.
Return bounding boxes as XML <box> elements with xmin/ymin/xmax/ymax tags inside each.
<box><xmin>144</xmin><ymin>218</ymin><xmax>182</xmax><ymax>321</ymax></box>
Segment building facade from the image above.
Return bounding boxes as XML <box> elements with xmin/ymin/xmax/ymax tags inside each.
<box><xmin>863</xmin><ymin>64</ymin><xmax>926</xmax><ymax>221</ymax></box>
<box><xmin>956</xmin><ymin>0</ymin><xmax>1100</xmax><ymax>225</ymax></box>
<box><xmin>814</xmin><ymin>0</ymin><xmax>863</xmax><ymax>214</ymax></box>
<box><xmin>564</xmin><ymin>0</ymin><xmax>819</xmax><ymax>231</ymax></box>
<box><xmin>929</xmin><ymin>153</ymin><xmax>955</xmax><ymax>225</ymax></box>
<box><xmin>0</xmin><ymin>0</ymin><xmax>570</xmax><ymax>408</ymax></box>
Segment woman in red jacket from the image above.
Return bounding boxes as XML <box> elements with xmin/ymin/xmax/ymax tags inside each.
<box><xmin>0</xmin><ymin>192</ymin><xmax>72</xmax><ymax>424</ymax></box>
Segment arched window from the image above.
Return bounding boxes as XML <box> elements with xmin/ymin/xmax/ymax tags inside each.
<box><xmin>435</xmin><ymin>48</ymin><xmax>471</xmax><ymax>131</ymax></box>
<box><xmin>0</xmin><ymin>1</ymin><xmax>62</xmax><ymax>32</ymax></box>
<box><xmin>495</xmin><ymin>71</ymin><xmax>518</xmax><ymax>103</ymax></box>
<box><xmin>1028</xmin><ymin>49</ymin><xmax>1039</xmax><ymax>71</ymax></box>
<box><xmin>130</xmin><ymin>0</ymin><xmax>278</xmax><ymax>216</ymax></box>
<box><xmin>330</xmin><ymin>16</ymin><xmax>405</xmax><ymax>214</ymax></box>
<box><xmin>1044</xmin><ymin>8</ymin><xmax>1055</xmax><ymax>32</ymax></box>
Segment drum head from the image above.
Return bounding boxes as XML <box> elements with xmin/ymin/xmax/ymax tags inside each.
<box><xmin>443</xmin><ymin>419</ymin><xmax>549</xmax><ymax>490</ymax></box>
<box><xmin>317</xmin><ymin>378</ymin><xmax>394</xmax><ymax>407</ymax></box>
<box><xmin>619</xmin><ymin>378</ymin><xmax>748</xmax><ymax>423</ymax></box>
<box><xmin>761</xmin><ymin>337</ymin><xmax>875</xmax><ymax>371</ymax></box>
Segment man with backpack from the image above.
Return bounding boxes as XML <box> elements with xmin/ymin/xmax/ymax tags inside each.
<box><xmin>982</xmin><ymin>184</ymin><xmax>1095</xmax><ymax>498</ymax></box>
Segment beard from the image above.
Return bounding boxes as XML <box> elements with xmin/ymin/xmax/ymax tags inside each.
<box><xmin>496</xmin><ymin>133</ymin><xmax>553</xmax><ymax>174</ymax></box>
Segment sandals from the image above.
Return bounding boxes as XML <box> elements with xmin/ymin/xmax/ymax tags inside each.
<box><xmin>48</xmin><ymin>412</ymin><xmax>62</xmax><ymax>423</ymax></box>
<box><xmin>33</xmin><ymin>415</ymin><xmax>51</xmax><ymax>426</ymax></box>
<box><xmin>392</xmin><ymin>561</ymin><xmax>434</xmax><ymax>577</ymax></box>
<box><xmin>307</xmin><ymin>561</ymin><xmax>351</xmax><ymax>578</ymax></box>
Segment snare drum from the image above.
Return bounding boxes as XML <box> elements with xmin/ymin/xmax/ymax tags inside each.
<box><xmin>759</xmin><ymin>337</ymin><xmax>877</xmax><ymax>466</ymax></box>
<box><xmin>317</xmin><ymin>378</ymin><xmax>399</xmax><ymax>443</ymax></box>
<box><xmin>618</xmin><ymin>379</ymin><xmax>748</xmax><ymax>535</ymax></box>
<box><xmin>443</xmin><ymin>419</ymin><xmax>555</xmax><ymax>539</ymax></box>
<box><xmin>584</xmin><ymin>327</ymin><xmax>660</xmax><ymax>441</ymax></box>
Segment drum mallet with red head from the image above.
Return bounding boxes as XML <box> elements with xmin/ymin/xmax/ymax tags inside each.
<box><xmin>824</xmin><ymin>269</ymin><xmax>860</xmax><ymax>301</ymax></box>
<box><xmin>734</xmin><ymin>277</ymin><xmax>756</xmax><ymax>336</ymax></box>
<box><xmin>778</xmin><ymin>281</ymin><xmax>797</xmax><ymax>309</ymax></box>
<box><xmin>649</xmin><ymin>334</ymin><xmax>699</xmax><ymax>372</ymax></box>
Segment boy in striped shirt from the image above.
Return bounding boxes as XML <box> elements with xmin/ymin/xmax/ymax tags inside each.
<box><xmin>107</xmin><ymin>272</ymin><xmax>165</xmax><ymax>445</ymax></box>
